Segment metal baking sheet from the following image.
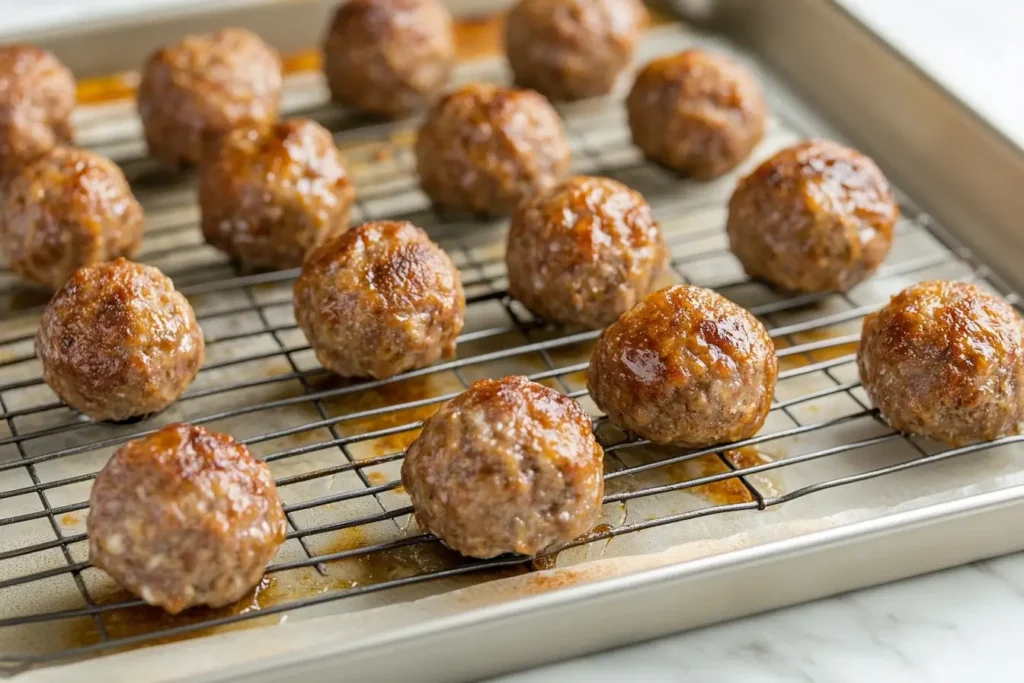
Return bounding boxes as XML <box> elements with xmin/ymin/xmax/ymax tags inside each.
<box><xmin>3</xmin><ymin>1</ymin><xmax>1024</xmax><ymax>681</ymax></box>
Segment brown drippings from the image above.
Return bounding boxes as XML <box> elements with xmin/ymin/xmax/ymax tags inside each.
<box><xmin>791</xmin><ymin>328</ymin><xmax>860</xmax><ymax>363</ymax></box>
<box><xmin>453</xmin><ymin>14</ymin><xmax>505</xmax><ymax>60</ymax></box>
<box><xmin>281</xmin><ymin>49</ymin><xmax>322</xmax><ymax>75</ymax></box>
<box><xmin>723</xmin><ymin>446</ymin><xmax>781</xmax><ymax>499</ymax></box>
<box><xmin>661</xmin><ymin>454</ymin><xmax>755</xmax><ymax>505</ymax></box>
<box><xmin>76</xmin><ymin>72</ymin><xmax>137</xmax><ymax>105</ymax></box>
<box><xmin>59</xmin><ymin>513</ymin><xmax>79</xmax><ymax>526</ymax></box>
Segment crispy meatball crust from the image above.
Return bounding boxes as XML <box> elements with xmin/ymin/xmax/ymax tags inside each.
<box><xmin>415</xmin><ymin>83</ymin><xmax>571</xmax><ymax>215</ymax></box>
<box><xmin>0</xmin><ymin>44</ymin><xmax>75</xmax><ymax>174</ymax></box>
<box><xmin>506</xmin><ymin>175</ymin><xmax>667</xmax><ymax>328</ymax></box>
<box><xmin>588</xmin><ymin>285</ymin><xmax>777</xmax><ymax>446</ymax></box>
<box><xmin>727</xmin><ymin>139</ymin><xmax>899</xmax><ymax>293</ymax></box>
<box><xmin>88</xmin><ymin>423</ymin><xmax>287</xmax><ymax>614</ymax></box>
<box><xmin>323</xmin><ymin>0</ymin><xmax>454</xmax><ymax>118</ymax></box>
<box><xmin>138</xmin><ymin>28</ymin><xmax>282</xmax><ymax>169</ymax></box>
<box><xmin>199</xmin><ymin>119</ymin><xmax>355</xmax><ymax>270</ymax></box>
<box><xmin>402</xmin><ymin>375</ymin><xmax>604</xmax><ymax>559</ymax></box>
<box><xmin>627</xmin><ymin>49</ymin><xmax>765</xmax><ymax>179</ymax></box>
<box><xmin>505</xmin><ymin>0</ymin><xmax>648</xmax><ymax>102</ymax></box>
<box><xmin>0</xmin><ymin>147</ymin><xmax>143</xmax><ymax>290</ymax></box>
<box><xmin>35</xmin><ymin>259</ymin><xmax>205</xmax><ymax>422</ymax></box>
<box><xmin>294</xmin><ymin>221</ymin><xmax>465</xmax><ymax>379</ymax></box>
<box><xmin>858</xmin><ymin>281</ymin><xmax>1024</xmax><ymax>446</ymax></box>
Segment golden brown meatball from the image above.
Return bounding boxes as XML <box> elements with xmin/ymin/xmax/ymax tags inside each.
<box><xmin>627</xmin><ymin>49</ymin><xmax>765</xmax><ymax>179</ymax></box>
<box><xmin>402</xmin><ymin>375</ymin><xmax>604</xmax><ymax>558</ymax></box>
<box><xmin>588</xmin><ymin>285</ymin><xmax>777</xmax><ymax>446</ymax></box>
<box><xmin>198</xmin><ymin>119</ymin><xmax>355</xmax><ymax>270</ymax></box>
<box><xmin>506</xmin><ymin>175</ymin><xmax>667</xmax><ymax>328</ymax></box>
<box><xmin>138</xmin><ymin>28</ymin><xmax>282</xmax><ymax>169</ymax></box>
<box><xmin>88</xmin><ymin>423</ymin><xmax>287</xmax><ymax>614</ymax></box>
<box><xmin>415</xmin><ymin>83</ymin><xmax>571</xmax><ymax>215</ymax></box>
<box><xmin>0</xmin><ymin>44</ymin><xmax>75</xmax><ymax>174</ymax></box>
<box><xmin>858</xmin><ymin>281</ymin><xmax>1024</xmax><ymax>446</ymax></box>
<box><xmin>323</xmin><ymin>0</ymin><xmax>454</xmax><ymax>119</ymax></box>
<box><xmin>35</xmin><ymin>259</ymin><xmax>205</xmax><ymax>422</ymax></box>
<box><xmin>505</xmin><ymin>0</ymin><xmax>648</xmax><ymax>101</ymax></box>
<box><xmin>294</xmin><ymin>221</ymin><xmax>465</xmax><ymax>379</ymax></box>
<box><xmin>727</xmin><ymin>139</ymin><xmax>899</xmax><ymax>293</ymax></box>
<box><xmin>0</xmin><ymin>147</ymin><xmax>143</xmax><ymax>290</ymax></box>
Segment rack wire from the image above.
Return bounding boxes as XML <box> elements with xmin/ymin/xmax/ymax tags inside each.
<box><xmin>2</xmin><ymin>22</ymin><xmax>1024</xmax><ymax>675</ymax></box>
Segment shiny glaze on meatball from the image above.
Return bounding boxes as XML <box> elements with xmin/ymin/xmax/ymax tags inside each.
<box><xmin>727</xmin><ymin>139</ymin><xmax>899</xmax><ymax>293</ymax></box>
<box><xmin>858</xmin><ymin>280</ymin><xmax>1024</xmax><ymax>445</ymax></box>
<box><xmin>138</xmin><ymin>28</ymin><xmax>282</xmax><ymax>168</ymax></box>
<box><xmin>506</xmin><ymin>175</ymin><xmax>667</xmax><ymax>328</ymax></box>
<box><xmin>199</xmin><ymin>118</ymin><xmax>355</xmax><ymax>270</ymax></box>
<box><xmin>587</xmin><ymin>284</ymin><xmax>777</xmax><ymax>446</ymax></box>
<box><xmin>505</xmin><ymin>0</ymin><xmax>648</xmax><ymax>101</ymax></box>
<box><xmin>294</xmin><ymin>221</ymin><xmax>465</xmax><ymax>379</ymax></box>
<box><xmin>415</xmin><ymin>83</ymin><xmax>571</xmax><ymax>215</ymax></box>
<box><xmin>0</xmin><ymin>44</ymin><xmax>75</xmax><ymax>174</ymax></box>
<box><xmin>627</xmin><ymin>49</ymin><xmax>765</xmax><ymax>179</ymax></box>
<box><xmin>402</xmin><ymin>375</ymin><xmax>604</xmax><ymax>559</ymax></box>
<box><xmin>35</xmin><ymin>259</ymin><xmax>205</xmax><ymax>422</ymax></box>
<box><xmin>0</xmin><ymin>147</ymin><xmax>143</xmax><ymax>290</ymax></box>
<box><xmin>88</xmin><ymin>423</ymin><xmax>287</xmax><ymax>614</ymax></box>
<box><xmin>323</xmin><ymin>0</ymin><xmax>454</xmax><ymax>118</ymax></box>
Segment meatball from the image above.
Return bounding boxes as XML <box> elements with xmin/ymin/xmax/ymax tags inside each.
<box><xmin>415</xmin><ymin>83</ymin><xmax>571</xmax><ymax>215</ymax></box>
<box><xmin>323</xmin><ymin>0</ymin><xmax>454</xmax><ymax>119</ymax></box>
<box><xmin>402</xmin><ymin>375</ymin><xmax>604</xmax><ymax>558</ymax></box>
<box><xmin>505</xmin><ymin>0</ymin><xmax>648</xmax><ymax>101</ymax></box>
<box><xmin>88</xmin><ymin>423</ymin><xmax>286</xmax><ymax>614</ymax></box>
<box><xmin>294</xmin><ymin>221</ymin><xmax>465</xmax><ymax>379</ymax></box>
<box><xmin>35</xmin><ymin>259</ymin><xmax>205</xmax><ymax>422</ymax></box>
<box><xmin>0</xmin><ymin>44</ymin><xmax>75</xmax><ymax>174</ymax></box>
<box><xmin>199</xmin><ymin>119</ymin><xmax>355</xmax><ymax>270</ymax></box>
<box><xmin>0</xmin><ymin>147</ymin><xmax>143</xmax><ymax>290</ymax></box>
<box><xmin>858</xmin><ymin>280</ymin><xmax>1024</xmax><ymax>446</ymax></box>
<box><xmin>627</xmin><ymin>49</ymin><xmax>766</xmax><ymax>179</ymax></box>
<box><xmin>138</xmin><ymin>28</ymin><xmax>282</xmax><ymax>168</ymax></box>
<box><xmin>588</xmin><ymin>284</ymin><xmax>777</xmax><ymax>446</ymax></box>
<box><xmin>506</xmin><ymin>175</ymin><xmax>667</xmax><ymax>328</ymax></box>
<box><xmin>727</xmin><ymin>139</ymin><xmax>899</xmax><ymax>293</ymax></box>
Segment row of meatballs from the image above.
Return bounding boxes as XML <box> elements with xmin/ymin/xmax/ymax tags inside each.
<box><xmin>86</xmin><ymin>273</ymin><xmax>1024</xmax><ymax>615</ymax></box>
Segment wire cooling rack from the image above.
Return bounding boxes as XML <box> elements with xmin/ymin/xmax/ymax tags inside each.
<box><xmin>2</xmin><ymin>23</ymin><xmax>1024</xmax><ymax>674</ymax></box>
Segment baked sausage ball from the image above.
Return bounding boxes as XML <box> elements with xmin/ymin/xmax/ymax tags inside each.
<box><xmin>138</xmin><ymin>28</ymin><xmax>282</xmax><ymax>168</ymax></box>
<box><xmin>505</xmin><ymin>0</ymin><xmax>648</xmax><ymax>101</ymax></box>
<box><xmin>35</xmin><ymin>259</ymin><xmax>205</xmax><ymax>422</ymax></box>
<box><xmin>627</xmin><ymin>49</ymin><xmax>766</xmax><ymax>179</ymax></box>
<box><xmin>88</xmin><ymin>423</ymin><xmax>286</xmax><ymax>614</ymax></box>
<box><xmin>0</xmin><ymin>147</ymin><xmax>143</xmax><ymax>290</ymax></box>
<box><xmin>199</xmin><ymin>119</ymin><xmax>355</xmax><ymax>270</ymax></box>
<box><xmin>294</xmin><ymin>221</ymin><xmax>465</xmax><ymax>379</ymax></box>
<box><xmin>506</xmin><ymin>175</ymin><xmax>667</xmax><ymax>328</ymax></box>
<box><xmin>858</xmin><ymin>280</ymin><xmax>1024</xmax><ymax>446</ymax></box>
<box><xmin>0</xmin><ymin>44</ymin><xmax>75</xmax><ymax>174</ymax></box>
<box><xmin>588</xmin><ymin>284</ymin><xmax>777</xmax><ymax>446</ymax></box>
<box><xmin>402</xmin><ymin>375</ymin><xmax>604</xmax><ymax>558</ymax></box>
<box><xmin>323</xmin><ymin>0</ymin><xmax>454</xmax><ymax>119</ymax></box>
<box><xmin>415</xmin><ymin>83</ymin><xmax>571</xmax><ymax>215</ymax></box>
<box><xmin>727</xmin><ymin>139</ymin><xmax>899</xmax><ymax>293</ymax></box>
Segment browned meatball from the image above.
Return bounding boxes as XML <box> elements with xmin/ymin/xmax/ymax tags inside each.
<box><xmin>415</xmin><ymin>83</ymin><xmax>571</xmax><ymax>215</ymax></box>
<box><xmin>588</xmin><ymin>285</ymin><xmax>777</xmax><ymax>446</ymax></box>
<box><xmin>506</xmin><ymin>175</ymin><xmax>667</xmax><ymax>328</ymax></box>
<box><xmin>138</xmin><ymin>28</ymin><xmax>282</xmax><ymax>169</ymax></box>
<box><xmin>627</xmin><ymin>49</ymin><xmax>766</xmax><ymax>179</ymax></box>
<box><xmin>727</xmin><ymin>139</ymin><xmax>899</xmax><ymax>293</ymax></box>
<box><xmin>88</xmin><ymin>423</ymin><xmax>286</xmax><ymax>614</ymax></box>
<box><xmin>858</xmin><ymin>281</ymin><xmax>1024</xmax><ymax>446</ymax></box>
<box><xmin>0</xmin><ymin>44</ymin><xmax>75</xmax><ymax>174</ymax></box>
<box><xmin>323</xmin><ymin>0</ymin><xmax>454</xmax><ymax>119</ymax></box>
<box><xmin>402</xmin><ymin>375</ymin><xmax>604</xmax><ymax>558</ymax></box>
<box><xmin>198</xmin><ymin>119</ymin><xmax>355</xmax><ymax>270</ymax></box>
<box><xmin>0</xmin><ymin>147</ymin><xmax>143</xmax><ymax>290</ymax></box>
<box><xmin>505</xmin><ymin>0</ymin><xmax>648</xmax><ymax>101</ymax></box>
<box><xmin>35</xmin><ymin>259</ymin><xmax>205</xmax><ymax>422</ymax></box>
<box><xmin>294</xmin><ymin>221</ymin><xmax>465</xmax><ymax>379</ymax></box>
